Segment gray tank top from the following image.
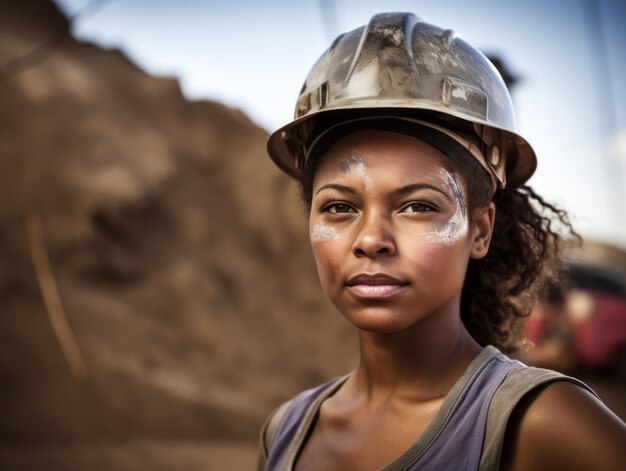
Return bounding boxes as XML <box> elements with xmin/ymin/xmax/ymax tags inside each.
<box><xmin>261</xmin><ymin>346</ymin><xmax>595</xmax><ymax>471</ymax></box>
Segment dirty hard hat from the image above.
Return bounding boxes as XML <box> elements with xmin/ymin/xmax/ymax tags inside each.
<box><xmin>267</xmin><ymin>12</ymin><xmax>537</xmax><ymax>189</ymax></box>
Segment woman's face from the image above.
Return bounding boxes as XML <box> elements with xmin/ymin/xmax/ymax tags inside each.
<box><xmin>309</xmin><ymin>129</ymin><xmax>487</xmax><ymax>333</ymax></box>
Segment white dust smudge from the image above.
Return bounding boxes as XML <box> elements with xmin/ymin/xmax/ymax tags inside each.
<box><xmin>424</xmin><ymin>169</ymin><xmax>468</xmax><ymax>246</ymax></box>
<box><xmin>339</xmin><ymin>153</ymin><xmax>366</xmax><ymax>177</ymax></box>
<box><xmin>452</xmin><ymin>87</ymin><xmax>468</xmax><ymax>100</ymax></box>
<box><xmin>347</xmin><ymin>61</ymin><xmax>380</xmax><ymax>97</ymax></box>
<box><xmin>312</xmin><ymin>224</ymin><xmax>339</xmax><ymax>242</ymax></box>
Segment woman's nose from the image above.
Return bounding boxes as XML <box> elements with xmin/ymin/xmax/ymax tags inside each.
<box><xmin>352</xmin><ymin>214</ymin><xmax>396</xmax><ymax>258</ymax></box>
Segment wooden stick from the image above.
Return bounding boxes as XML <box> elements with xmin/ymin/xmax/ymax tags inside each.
<box><xmin>25</xmin><ymin>211</ymin><xmax>87</xmax><ymax>381</ymax></box>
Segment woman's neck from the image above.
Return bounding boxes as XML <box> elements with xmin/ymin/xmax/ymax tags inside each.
<box><xmin>349</xmin><ymin>305</ymin><xmax>481</xmax><ymax>404</ymax></box>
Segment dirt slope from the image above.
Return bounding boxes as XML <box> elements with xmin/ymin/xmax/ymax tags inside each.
<box><xmin>0</xmin><ymin>0</ymin><xmax>356</xmax><ymax>450</ymax></box>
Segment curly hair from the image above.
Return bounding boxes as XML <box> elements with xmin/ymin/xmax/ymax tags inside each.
<box><xmin>462</xmin><ymin>185</ymin><xmax>579</xmax><ymax>353</ymax></box>
<box><xmin>298</xmin><ymin>133</ymin><xmax>579</xmax><ymax>353</ymax></box>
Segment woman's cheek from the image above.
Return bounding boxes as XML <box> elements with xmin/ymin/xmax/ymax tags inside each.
<box><xmin>311</xmin><ymin>239</ymin><xmax>342</xmax><ymax>302</ymax></box>
<box><xmin>405</xmin><ymin>234</ymin><xmax>440</xmax><ymax>263</ymax></box>
<box><xmin>311</xmin><ymin>225</ymin><xmax>348</xmax><ymax>285</ymax></box>
<box><xmin>404</xmin><ymin>232</ymin><xmax>462</xmax><ymax>269</ymax></box>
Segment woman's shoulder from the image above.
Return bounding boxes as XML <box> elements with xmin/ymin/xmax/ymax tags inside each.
<box><xmin>500</xmin><ymin>374</ymin><xmax>626</xmax><ymax>470</ymax></box>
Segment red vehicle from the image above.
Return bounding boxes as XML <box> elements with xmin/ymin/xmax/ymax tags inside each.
<box><xmin>524</xmin><ymin>262</ymin><xmax>626</xmax><ymax>375</ymax></box>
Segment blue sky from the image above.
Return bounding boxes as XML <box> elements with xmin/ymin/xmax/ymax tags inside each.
<box><xmin>53</xmin><ymin>0</ymin><xmax>626</xmax><ymax>247</ymax></box>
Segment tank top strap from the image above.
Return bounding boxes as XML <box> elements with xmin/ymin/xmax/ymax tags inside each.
<box><xmin>478</xmin><ymin>366</ymin><xmax>598</xmax><ymax>471</ymax></box>
<box><xmin>265</xmin><ymin>374</ymin><xmax>350</xmax><ymax>471</ymax></box>
<box><xmin>394</xmin><ymin>347</ymin><xmax>522</xmax><ymax>470</ymax></box>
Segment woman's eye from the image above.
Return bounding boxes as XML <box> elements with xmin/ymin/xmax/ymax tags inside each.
<box><xmin>401</xmin><ymin>201</ymin><xmax>438</xmax><ymax>213</ymax></box>
<box><xmin>322</xmin><ymin>202</ymin><xmax>355</xmax><ymax>214</ymax></box>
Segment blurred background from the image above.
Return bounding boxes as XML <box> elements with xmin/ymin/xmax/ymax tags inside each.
<box><xmin>0</xmin><ymin>0</ymin><xmax>624</xmax><ymax>470</ymax></box>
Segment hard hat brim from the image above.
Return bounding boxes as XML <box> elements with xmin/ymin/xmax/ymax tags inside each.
<box><xmin>267</xmin><ymin>104</ymin><xmax>537</xmax><ymax>188</ymax></box>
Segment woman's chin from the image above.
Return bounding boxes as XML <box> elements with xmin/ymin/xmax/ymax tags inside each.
<box><xmin>341</xmin><ymin>307</ymin><xmax>423</xmax><ymax>334</ymax></box>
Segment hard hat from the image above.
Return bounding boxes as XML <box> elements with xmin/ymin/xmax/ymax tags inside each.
<box><xmin>267</xmin><ymin>12</ymin><xmax>537</xmax><ymax>189</ymax></box>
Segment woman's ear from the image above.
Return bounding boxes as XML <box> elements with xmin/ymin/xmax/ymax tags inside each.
<box><xmin>469</xmin><ymin>202</ymin><xmax>496</xmax><ymax>259</ymax></box>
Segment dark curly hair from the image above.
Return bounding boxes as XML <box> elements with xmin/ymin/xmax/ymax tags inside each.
<box><xmin>460</xmin><ymin>177</ymin><xmax>579</xmax><ymax>353</ymax></box>
<box><xmin>298</xmin><ymin>131</ymin><xmax>579</xmax><ymax>353</ymax></box>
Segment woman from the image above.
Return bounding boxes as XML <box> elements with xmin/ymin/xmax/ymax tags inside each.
<box><xmin>258</xmin><ymin>13</ymin><xmax>626</xmax><ymax>470</ymax></box>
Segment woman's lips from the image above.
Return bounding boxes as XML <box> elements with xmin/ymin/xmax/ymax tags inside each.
<box><xmin>346</xmin><ymin>274</ymin><xmax>408</xmax><ymax>299</ymax></box>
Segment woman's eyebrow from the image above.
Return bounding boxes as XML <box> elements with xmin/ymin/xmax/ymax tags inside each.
<box><xmin>315</xmin><ymin>183</ymin><xmax>358</xmax><ymax>196</ymax></box>
<box><xmin>392</xmin><ymin>183</ymin><xmax>452</xmax><ymax>202</ymax></box>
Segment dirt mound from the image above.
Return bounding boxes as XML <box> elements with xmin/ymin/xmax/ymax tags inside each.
<box><xmin>0</xmin><ymin>0</ymin><xmax>355</xmax><ymax>448</ymax></box>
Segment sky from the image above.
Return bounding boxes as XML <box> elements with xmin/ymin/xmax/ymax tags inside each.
<box><xmin>53</xmin><ymin>0</ymin><xmax>626</xmax><ymax>248</ymax></box>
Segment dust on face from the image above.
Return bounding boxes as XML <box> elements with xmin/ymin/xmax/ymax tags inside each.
<box><xmin>423</xmin><ymin>168</ymin><xmax>468</xmax><ymax>246</ymax></box>
<box><xmin>338</xmin><ymin>153</ymin><xmax>366</xmax><ymax>177</ymax></box>
<box><xmin>311</xmin><ymin>224</ymin><xmax>339</xmax><ymax>242</ymax></box>
<box><xmin>312</xmin><ymin>153</ymin><xmax>469</xmax><ymax>247</ymax></box>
